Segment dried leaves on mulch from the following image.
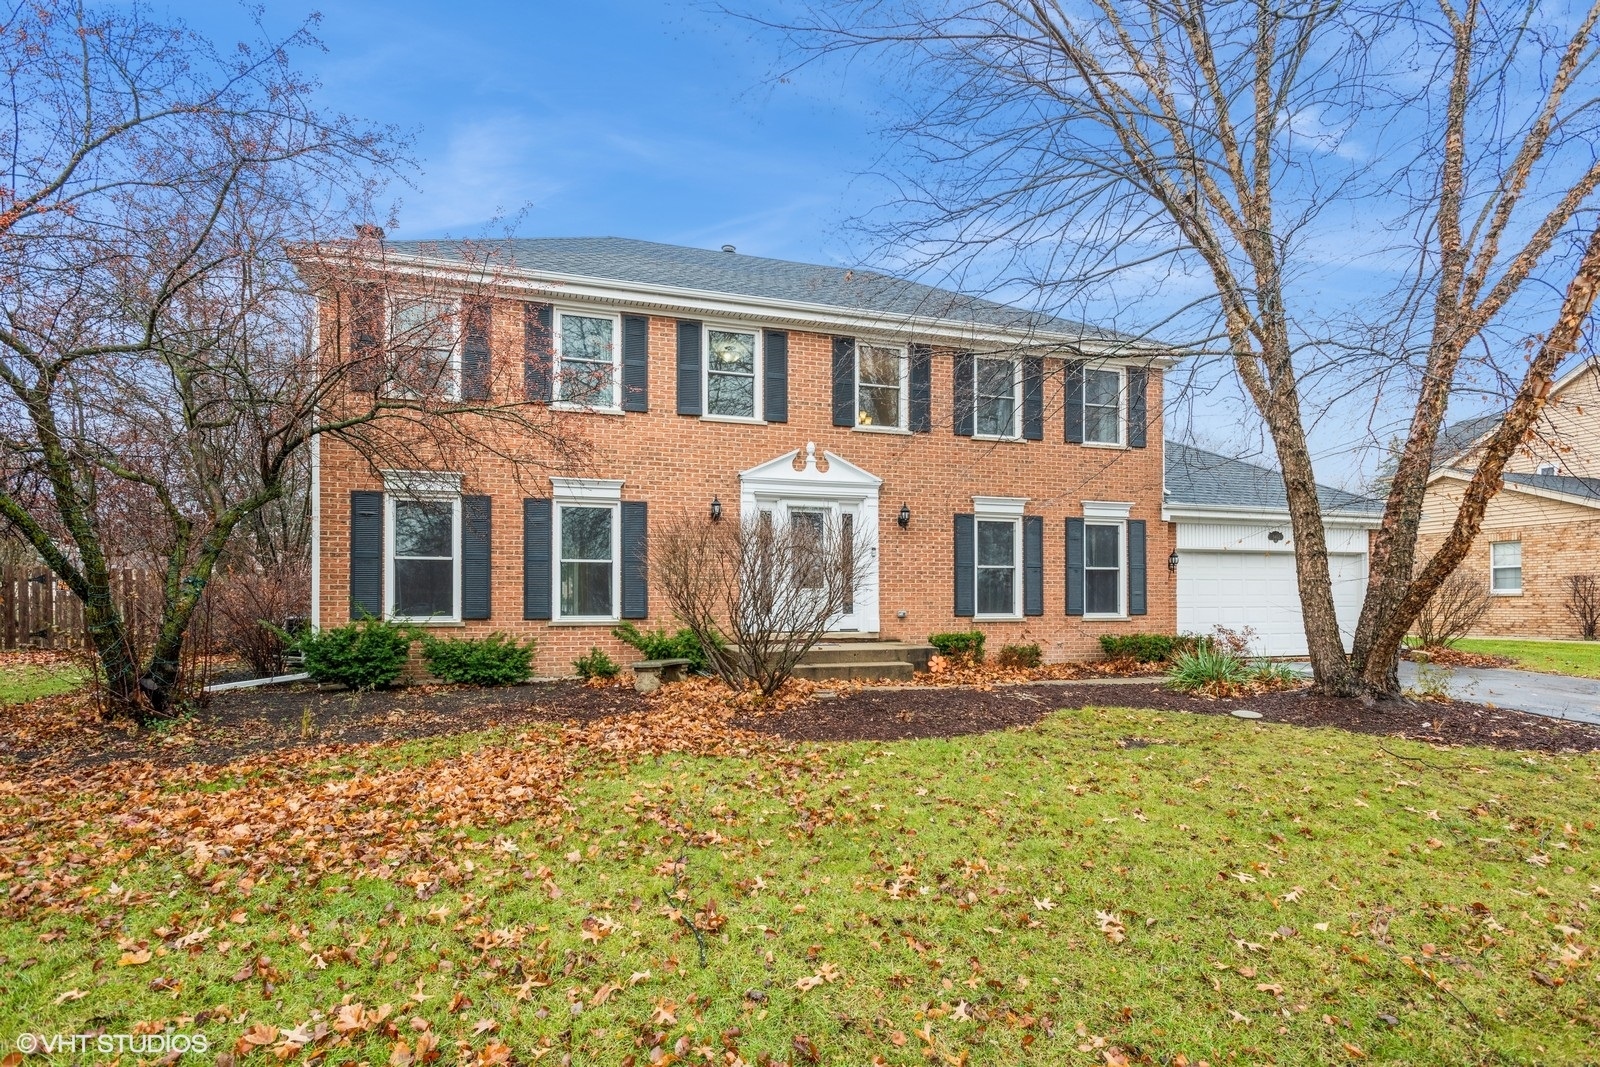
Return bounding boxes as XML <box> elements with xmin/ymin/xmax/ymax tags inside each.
<box><xmin>1403</xmin><ymin>645</ymin><xmax>1518</xmax><ymax>669</ymax></box>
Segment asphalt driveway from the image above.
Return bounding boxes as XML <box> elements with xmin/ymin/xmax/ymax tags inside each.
<box><xmin>1293</xmin><ymin>661</ymin><xmax>1600</xmax><ymax>725</ymax></box>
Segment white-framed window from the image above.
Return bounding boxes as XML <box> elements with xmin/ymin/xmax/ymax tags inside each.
<box><xmin>1536</xmin><ymin>463</ymin><xmax>1558</xmax><ymax>476</ymax></box>
<box><xmin>856</xmin><ymin>342</ymin><xmax>907</xmax><ymax>430</ymax></box>
<box><xmin>555</xmin><ymin>309</ymin><xmax>621</xmax><ymax>409</ymax></box>
<box><xmin>387</xmin><ymin>295</ymin><xmax>460</xmax><ymax>399</ymax></box>
<box><xmin>972</xmin><ymin>496</ymin><xmax>1027</xmax><ymax>619</ymax></box>
<box><xmin>386</xmin><ymin>492</ymin><xmax>461</xmax><ymax>623</ymax></box>
<box><xmin>704</xmin><ymin>325</ymin><xmax>761</xmax><ymax>419</ymax></box>
<box><xmin>974</xmin><ymin>355</ymin><xmax>1021</xmax><ymax>439</ymax></box>
<box><xmin>1084</xmin><ymin>521</ymin><xmax>1124</xmax><ymax>616</ymax></box>
<box><xmin>1490</xmin><ymin>540</ymin><xmax>1522</xmax><ymax>595</ymax></box>
<box><xmin>552</xmin><ymin>478</ymin><xmax>624</xmax><ymax>621</ymax></box>
<box><xmin>1083</xmin><ymin>366</ymin><xmax>1125</xmax><ymax>446</ymax></box>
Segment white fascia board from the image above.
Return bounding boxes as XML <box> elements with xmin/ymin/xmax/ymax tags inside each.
<box><xmin>1162</xmin><ymin>503</ymin><xmax>1382</xmax><ymax>528</ymax></box>
<box><xmin>1428</xmin><ymin>469</ymin><xmax>1600</xmax><ymax>512</ymax></box>
<box><xmin>305</xmin><ymin>248</ymin><xmax>1181</xmax><ymax>365</ymax></box>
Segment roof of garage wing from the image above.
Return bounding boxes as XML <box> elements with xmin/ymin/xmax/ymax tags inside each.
<box><xmin>1164</xmin><ymin>442</ymin><xmax>1383</xmax><ymax>522</ymax></box>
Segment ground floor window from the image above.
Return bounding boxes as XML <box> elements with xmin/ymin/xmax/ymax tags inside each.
<box><xmin>390</xmin><ymin>496</ymin><xmax>458</xmax><ymax>621</ymax></box>
<box><xmin>976</xmin><ymin>517</ymin><xmax>1019</xmax><ymax>617</ymax></box>
<box><xmin>1084</xmin><ymin>522</ymin><xmax>1122</xmax><ymax>616</ymax></box>
<box><xmin>558</xmin><ymin>504</ymin><xmax>617</xmax><ymax>619</ymax></box>
<box><xmin>1490</xmin><ymin>540</ymin><xmax>1522</xmax><ymax>594</ymax></box>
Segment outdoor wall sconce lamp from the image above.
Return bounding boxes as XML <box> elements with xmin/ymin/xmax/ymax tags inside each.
<box><xmin>898</xmin><ymin>503</ymin><xmax>911</xmax><ymax>528</ymax></box>
<box><xmin>710</xmin><ymin>497</ymin><xmax>723</xmax><ymax>522</ymax></box>
<box><xmin>1168</xmin><ymin>551</ymin><xmax>1180</xmax><ymax>572</ymax></box>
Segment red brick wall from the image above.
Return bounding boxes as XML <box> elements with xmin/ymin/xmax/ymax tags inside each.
<box><xmin>316</xmin><ymin>300</ymin><xmax>1175</xmax><ymax>675</ymax></box>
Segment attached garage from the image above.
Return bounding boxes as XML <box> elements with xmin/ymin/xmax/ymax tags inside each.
<box><xmin>1165</xmin><ymin>443</ymin><xmax>1380</xmax><ymax>658</ymax></box>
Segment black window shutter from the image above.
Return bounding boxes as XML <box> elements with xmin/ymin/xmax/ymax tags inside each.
<box><xmin>350</xmin><ymin>490</ymin><xmax>384</xmax><ymax>619</ymax></box>
<box><xmin>1065</xmin><ymin>517</ymin><xmax>1085</xmax><ymax>616</ymax></box>
<box><xmin>953</xmin><ymin>352</ymin><xmax>975</xmax><ymax>437</ymax></box>
<box><xmin>1127</xmin><ymin>367</ymin><xmax>1149</xmax><ymax>449</ymax></box>
<box><xmin>523</xmin><ymin>498</ymin><xmax>553</xmax><ymax>620</ymax></box>
<box><xmin>524</xmin><ymin>303</ymin><xmax>553</xmax><ymax>402</ymax></box>
<box><xmin>676</xmin><ymin>320</ymin><xmax>702</xmax><ymax>416</ymax></box>
<box><xmin>462</xmin><ymin>495</ymin><xmax>492</xmax><ymax>619</ymax></box>
<box><xmin>831</xmin><ymin>336</ymin><xmax>856</xmax><ymax>427</ymax></box>
<box><xmin>1022</xmin><ymin>356</ymin><xmax>1044</xmax><ymax>441</ymax></box>
<box><xmin>461</xmin><ymin>299</ymin><xmax>492</xmax><ymax>401</ymax></box>
<box><xmin>1064</xmin><ymin>360</ymin><xmax>1085</xmax><ymax>444</ymax></box>
<box><xmin>620</xmin><ymin>501</ymin><xmax>648</xmax><ymax>619</ymax></box>
<box><xmin>1127</xmin><ymin>519</ymin><xmax>1148</xmax><ymax>616</ymax></box>
<box><xmin>953</xmin><ymin>513</ymin><xmax>976</xmax><ymax>617</ymax></box>
<box><xmin>909</xmin><ymin>343</ymin><xmax>932</xmax><ymax>432</ymax></box>
<box><xmin>621</xmin><ymin>314</ymin><xmax>649</xmax><ymax>413</ymax></box>
<box><xmin>349</xmin><ymin>287</ymin><xmax>383</xmax><ymax>392</ymax></box>
<box><xmin>763</xmin><ymin>330</ymin><xmax>789</xmax><ymax>423</ymax></box>
<box><xmin>1023</xmin><ymin>515</ymin><xmax>1044</xmax><ymax>616</ymax></box>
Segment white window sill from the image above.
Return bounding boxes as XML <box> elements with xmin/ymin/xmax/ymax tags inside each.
<box><xmin>551</xmin><ymin>402</ymin><xmax>625</xmax><ymax>416</ymax></box>
<box><xmin>972</xmin><ymin>434</ymin><xmax>1026</xmax><ymax>444</ymax></box>
<box><xmin>1490</xmin><ymin>589</ymin><xmax>1522</xmax><ymax>597</ymax></box>
<box><xmin>700</xmin><ymin>414</ymin><xmax>765</xmax><ymax>426</ymax></box>
<box><xmin>975</xmin><ymin>614</ymin><xmax>1024</xmax><ymax>622</ymax></box>
<box><xmin>393</xmin><ymin>617</ymin><xmax>463</xmax><ymax>626</ymax></box>
<box><xmin>1081</xmin><ymin>439</ymin><xmax>1127</xmax><ymax>450</ymax></box>
<box><xmin>549</xmin><ymin>617</ymin><xmax>622</xmax><ymax>626</ymax></box>
<box><xmin>1085</xmin><ymin>614</ymin><xmax>1129</xmax><ymax>622</ymax></box>
<box><xmin>854</xmin><ymin>424</ymin><xmax>912</xmax><ymax>435</ymax></box>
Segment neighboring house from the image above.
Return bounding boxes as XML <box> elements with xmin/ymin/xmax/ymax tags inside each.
<box><xmin>307</xmin><ymin>237</ymin><xmax>1180</xmax><ymax>674</ymax></box>
<box><xmin>1164</xmin><ymin>442</ymin><xmax>1382</xmax><ymax>657</ymax></box>
<box><xmin>1421</xmin><ymin>359</ymin><xmax>1600</xmax><ymax>638</ymax></box>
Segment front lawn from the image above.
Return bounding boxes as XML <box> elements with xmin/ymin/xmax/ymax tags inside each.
<box><xmin>0</xmin><ymin>656</ymin><xmax>87</xmax><ymax>704</ymax></box>
<box><xmin>1</xmin><ymin>704</ymin><xmax>1596</xmax><ymax>1064</ymax></box>
<box><xmin>1454</xmin><ymin>637</ymin><xmax>1600</xmax><ymax>678</ymax></box>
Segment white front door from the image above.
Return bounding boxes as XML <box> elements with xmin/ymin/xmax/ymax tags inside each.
<box><xmin>761</xmin><ymin>498</ymin><xmax>871</xmax><ymax>633</ymax></box>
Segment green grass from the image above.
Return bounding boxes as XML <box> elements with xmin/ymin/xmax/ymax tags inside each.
<box><xmin>1454</xmin><ymin>637</ymin><xmax>1600</xmax><ymax>678</ymax></box>
<box><xmin>2</xmin><ymin>708</ymin><xmax>1597</xmax><ymax>1064</ymax></box>
<box><xmin>0</xmin><ymin>659</ymin><xmax>87</xmax><ymax>704</ymax></box>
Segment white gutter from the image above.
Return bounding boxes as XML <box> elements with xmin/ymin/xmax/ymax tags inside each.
<box><xmin>1162</xmin><ymin>503</ymin><xmax>1383</xmax><ymax>528</ymax></box>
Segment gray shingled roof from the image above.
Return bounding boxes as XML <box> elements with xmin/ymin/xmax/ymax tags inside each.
<box><xmin>1432</xmin><ymin>412</ymin><xmax>1500</xmax><ymax>466</ymax></box>
<box><xmin>1501</xmin><ymin>471</ymin><xmax>1600</xmax><ymax>502</ymax></box>
<box><xmin>384</xmin><ymin>236</ymin><xmax>1130</xmax><ymax>342</ymax></box>
<box><xmin>1165</xmin><ymin>441</ymin><xmax>1382</xmax><ymax>515</ymax></box>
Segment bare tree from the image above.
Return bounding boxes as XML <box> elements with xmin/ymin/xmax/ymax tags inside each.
<box><xmin>1411</xmin><ymin>568</ymin><xmax>1492</xmax><ymax>648</ymax></box>
<box><xmin>0</xmin><ymin>5</ymin><xmax>580</xmax><ymax>723</ymax></box>
<box><xmin>765</xmin><ymin>1</ymin><xmax>1600</xmax><ymax>698</ymax></box>
<box><xmin>654</xmin><ymin>510</ymin><xmax>872</xmax><ymax>697</ymax></box>
<box><xmin>1566</xmin><ymin>575</ymin><xmax>1600</xmax><ymax>641</ymax></box>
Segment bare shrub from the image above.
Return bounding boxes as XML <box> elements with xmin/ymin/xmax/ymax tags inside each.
<box><xmin>654</xmin><ymin>511</ymin><xmax>872</xmax><ymax>697</ymax></box>
<box><xmin>209</xmin><ymin>564</ymin><xmax>311</xmax><ymax>677</ymax></box>
<box><xmin>1413</xmin><ymin>568</ymin><xmax>1492</xmax><ymax>648</ymax></box>
<box><xmin>1565</xmin><ymin>574</ymin><xmax>1600</xmax><ymax>640</ymax></box>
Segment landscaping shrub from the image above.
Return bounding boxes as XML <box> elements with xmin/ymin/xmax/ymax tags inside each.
<box><xmin>1565</xmin><ymin>574</ymin><xmax>1599</xmax><ymax>640</ymax></box>
<box><xmin>612</xmin><ymin>622</ymin><xmax>713</xmax><ymax>671</ymax></box>
<box><xmin>996</xmin><ymin>642</ymin><xmax>1043</xmax><ymax>669</ymax></box>
<box><xmin>294</xmin><ymin>616</ymin><xmax>415</xmax><ymax>690</ymax></box>
<box><xmin>574</xmin><ymin>646</ymin><xmax>620</xmax><ymax>680</ymax></box>
<box><xmin>928</xmin><ymin>630</ymin><xmax>986</xmax><ymax>663</ymax></box>
<box><xmin>1165</xmin><ymin>644</ymin><xmax>1250</xmax><ymax>694</ymax></box>
<box><xmin>420</xmin><ymin>632</ymin><xmax>535</xmax><ymax>686</ymax></box>
<box><xmin>209</xmin><ymin>564</ymin><xmax>310</xmax><ymax>677</ymax></box>
<box><xmin>1413</xmin><ymin>567</ymin><xmax>1492</xmax><ymax>647</ymax></box>
<box><xmin>1246</xmin><ymin>659</ymin><xmax>1301</xmax><ymax>689</ymax></box>
<box><xmin>1099</xmin><ymin>632</ymin><xmax>1181</xmax><ymax>663</ymax></box>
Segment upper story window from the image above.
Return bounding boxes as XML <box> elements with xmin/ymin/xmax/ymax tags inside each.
<box><xmin>1083</xmin><ymin>367</ymin><xmax>1124</xmax><ymax>445</ymax></box>
<box><xmin>1490</xmin><ymin>540</ymin><xmax>1522</xmax><ymax>595</ymax></box>
<box><xmin>857</xmin><ymin>343</ymin><xmax>907</xmax><ymax>429</ymax></box>
<box><xmin>388</xmin><ymin>494</ymin><xmax>460</xmax><ymax>622</ymax></box>
<box><xmin>975</xmin><ymin>356</ymin><xmax>1021</xmax><ymax>439</ymax></box>
<box><xmin>705</xmin><ymin>326</ymin><xmax>759</xmax><ymax>419</ymax></box>
<box><xmin>556</xmin><ymin>310</ymin><xmax>620</xmax><ymax>409</ymax></box>
<box><xmin>388</xmin><ymin>296</ymin><xmax>459</xmax><ymax>398</ymax></box>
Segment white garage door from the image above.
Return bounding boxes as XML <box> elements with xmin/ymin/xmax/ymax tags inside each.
<box><xmin>1177</xmin><ymin>551</ymin><xmax>1366</xmax><ymax>657</ymax></box>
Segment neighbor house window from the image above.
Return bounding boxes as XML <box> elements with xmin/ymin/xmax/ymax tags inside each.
<box><xmin>1490</xmin><ymin>540</ymin><xmax>1522</xmax><ymax>594</ymax></box>
<box><xmin>389</xmin><ymin>496</ymin><xmax>459</xmax><ymax>621</ymax></box>
<box><xmin>555</xmin><ymin>310</ymin><xmax>619</xmax><ymax>408</ymax></box>
<box><xmin>1083</xmin><ymin>367</ymin><xmax>1124</xmax><ymax>445</ymax></box>
<box><xmin>705</xmin><ymin>327</ymin><xmax>759</xmax><ymax>418</ymax></box>
<box><xmin>1084</xmin><ymin>522</ymin><xmax>1123</xmax><ymax>616</ymax></box>
<box><xmin>557</xmin><ymin>504</ymin><xmax>618</xmax><ymax>619</ymax></box>
<box><xmin>856</xmin><ymin>343</ymin><xmax>907</xmax><ymax>429</ymax></box>
<box><xmin>975</xmin><ymin>356</ymin><xmax>1020</xmax><ymax>438</ymax></box>
<box><xmin>1537</xmin><ymin>463</ymin><xmax>1558</xmax><ymax>475</ymax></box>
<box><xmin>388</xmin><ymin>296</ymin><xmax>459</xmax><ymax>397</ymax></box>
<box><xmin>976</xmin><ymin>517</ymin><xmax>1020</xmax><ymax>617</ymax></box>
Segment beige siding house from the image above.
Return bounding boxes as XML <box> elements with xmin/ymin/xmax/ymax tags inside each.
<box><xmin>1420</xmin><ymin>359</ymin><xmax>1600</xmax><ymax>639</ymax></box>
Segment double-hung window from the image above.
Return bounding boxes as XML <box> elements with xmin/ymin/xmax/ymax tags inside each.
<box><xmin>856</xmin><ymin>343</ymin><xmax>907</xmax><ymax>429</ymax></box>
<box><xmin>556</xmin><ymin>310</ymin><xmax>620</xmax><ymax>409</ymax></box>
<box><xmin>552</xmin><ymin>478</ymin><xmax>624</xmax><ymax>621</ymax></box>
<box><xmin>1490</xmin><ymin>541</ymin><xmax>1522</xmax><ymax>594</ymax></box>
<box><xmin>1083</xmin><ymin>367</ymin><xmax>1124</xmax><ymax>445</ymax></box>
<box><xmin>705</xmin><ymin>326</ymin><xmax>759</xmax><ymax>419</ymax></box>
<box><xmin>388</xmin><ymin>296</ymin><xmax>459</xmax><ymax>398</ymax></box>
<box><xmin>1084</xmin><ymin>522</ymin><xmax>1123</xmax><ymax>616</ymax></box>
<box><xmin>976</xmin><ymin>517</ymin><xmax>1020</xmax><ymax>617</ymax></box>
<box><xmin>388</xmin><ymin>493</ymin><xmax>460</xmax><ymax>622</ymax></box>
<box><xmin>975</xmin><ymin>356</ymin><xmax>1021</xmax><ymax>439</ymax></box>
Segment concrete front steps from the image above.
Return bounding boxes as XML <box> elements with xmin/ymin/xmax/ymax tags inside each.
<box><xmin>793</xmin><ymin>636</ymin><xmax>935</xmax><ymax>683</ymax></box>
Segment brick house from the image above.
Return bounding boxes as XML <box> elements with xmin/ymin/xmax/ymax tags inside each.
<box><xmin>307</xmin><ymin>237</ymin><xmax>1177</xmax><ymax>675</ymax></box>
<box><xmin>1421</xmin><ymin>359</ymin><xmax>1600</xmax><ymax>639</ymax></box>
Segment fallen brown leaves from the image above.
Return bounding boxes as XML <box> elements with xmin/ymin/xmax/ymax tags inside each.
<box><xmin>1403</xmin><ymin>646</ymin><xmax>1517</xmax><ymax>669</ymax></box>
<box><xmin>868</xmin><ymin>654</ymin><xmax>1160</xmax><ymax>691</ymax></box>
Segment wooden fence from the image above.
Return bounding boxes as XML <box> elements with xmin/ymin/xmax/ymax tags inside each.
<box><xmin>0</xmin><ymin>568</ymin><xmax>165</xmax><ymax>651</ymax></box>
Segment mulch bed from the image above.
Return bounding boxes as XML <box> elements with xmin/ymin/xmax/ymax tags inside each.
<box><xmin>6</xmin><ymin>674</ymin><xmax>1598</xmax><ymax>779</ymax></box>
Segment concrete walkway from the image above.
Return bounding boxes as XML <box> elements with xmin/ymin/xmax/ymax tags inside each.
<box><xmin>1295</xmin><ymin>661</ymin><xmax>1600</xmax><ymax>725</ymax></box>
